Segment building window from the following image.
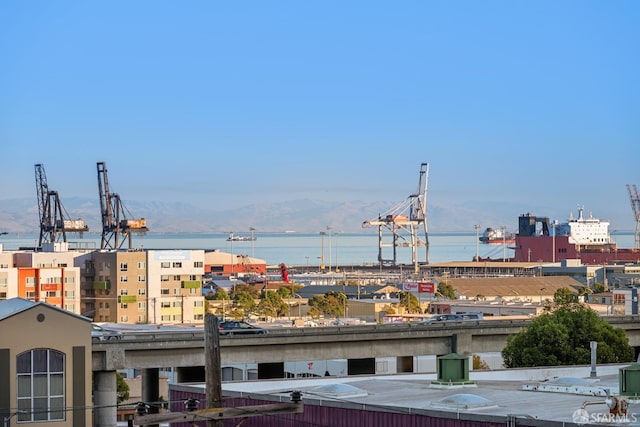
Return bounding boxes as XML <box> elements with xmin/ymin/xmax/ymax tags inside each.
<box><xmin>161</xmin><ymin>262</ymin><xmax>170</xmax><ymax>268</ymax></box>
<box><xmin>138</xmin><ymin>275</ymin><xmax>146</xmax><ymax>282</ymax></box>
<box><xmin>138</xmin><ymin>302</ymin><xmax>146</xmax><ymax>310</ymax></box>
<box><xmin>120</xmin><ymin>262</ymin><xmax>128</xmax><ymax>271</ymax></box>
<box><xmin>161</xmin><ymin>288</ymin><xmax>170</xmax><ymax>295</ymax></box>
<box><xmin>138</xmin><ymin>288</ymin><xmax>146</xmax><ymax>295</ymax></box>
<box><xmin>137</xmin><ymin>262</ymin><xmax>146</xmax><ymax>269</ymax></box>
<box><xmin>17</xmin><ymin>348</ymin><xmax>65</xmax><ymax>422</ymax></box>
<box><xmin>121</xmin><ymin>303</ymin><xmax>128</xmax><ymax>309</ymax></box>
<box><xmin>120</xmin><ymin>276</ymin><xmax>128</xmax><ymax>283</ymax></box>
<box><xmin>194</xmin><ymin>261</ymin><xmax>203</xmax><ymax>268</ymax></box>
<box><xmin>120</xmin><ymin>315</ymin><xmax>128</xmax><ymax>322</ymax></box>
<box><xmin>172</xmin><ymin>262</ymin><xmax>182</xmax><ymax>268</ymax></box>
<box><xmin>120</xmin><ymin>289</ymin><xmax>129</xmax><ymax>296</ymax></box>
<box><xmin>161</xmin><ymin>275</ymin><xmax>169</xmax><ymax>282</ymax></box>
<box><xmin>161</xmin><ymin>302</ymin><xmax>171</xmax><ymax>308</ymax></box>
<box><xmin>189</xmin><ymin>275</ymin><xmax>197</xmax><ymax>281</ymax></box>
<box><xmin>173</xmin><ymin>275</ymin><xmax>181</xmax><ymax>281</ymax></box>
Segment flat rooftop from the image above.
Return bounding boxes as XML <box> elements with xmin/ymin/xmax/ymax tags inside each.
<box><xmin>174</xmin><ymin>364</ymin><xmax>640</xmax><ymax>426</ymax></box>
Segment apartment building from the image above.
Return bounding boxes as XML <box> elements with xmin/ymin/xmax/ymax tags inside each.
<box><xmin>146</xmin><ymin>249</ymin><xmax>206</xmax><ymax>324</ymax></box>
<box><xmin>82</xmin><ymin>249</ymin><xmax>206</xmax><ymax>324</ymax></box>
<box><xmin>10</xmin><ymin>244</ymin><xmax>85</xmax><ymax>314</ymax></box>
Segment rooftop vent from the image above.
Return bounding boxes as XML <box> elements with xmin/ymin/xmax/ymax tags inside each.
<box><xmin>431</xmin><ymin>393</ymin><xmax>496</xmax><ymax>410</ymax></box>
<box><xmin>307</xmin><ymin>383</ymin><xmax>368</xmax><ymax>399</ymax></box>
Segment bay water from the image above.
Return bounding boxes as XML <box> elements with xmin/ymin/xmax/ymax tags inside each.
<box><xmin>1</xmin><ymin>231</ymin><xmax>635</xmax><ymax>268</ymax></box>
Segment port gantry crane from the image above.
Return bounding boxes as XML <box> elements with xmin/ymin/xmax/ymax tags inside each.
<box><xmin>35</xmin><ymin>163</ymin><xmax>88</xmax><ymax>247</ymax></box>
<box><xmin>97</xmin><ymin>161</ymin><xmax>148</xmax><ymax>250</ymax></box>
<box><xmin>627</xmin><ymin>184</ymin><xmax>640</xmax><ymax>249</ymax></box>
<box><xmin>362</xmin><ymin>162</ymin><xmax>430</xmax><ymax>274</ymax></box>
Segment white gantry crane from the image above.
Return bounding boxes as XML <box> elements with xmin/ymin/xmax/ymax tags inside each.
<box><xmin>362</xmin><ymin>163</ymin><xmax>429</xmax><ymax>273</ymax></box>
<box><xmin>627</xmin><ymin>184</ymin><xmax>640</xmax><ymax>249</ymax></box>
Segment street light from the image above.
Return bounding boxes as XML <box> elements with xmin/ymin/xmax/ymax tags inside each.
<box><xmin>250</xmin><ymin>227</ymin><xmax>255</xmax><ymax>258</ymax></box>
<box><xmin>501</xmin><ymin>225</ymin><xmax>507</xmax><ymax>262</ymax></box>
<box><xmin>474</xmin><ymin>225</ymin><xmax>480</xmax><ymax>262</ymax></box>
<box><xmin>319</xmin><ymin>232</ymin><xmax>326</xmax><ymax>270</ymax></box>
<box><xmin>327</xmin><ymin>226</ymin><xmax>333</xmax><ymax>273</ymax></box>
<box><xmin>334</xmin><ymin>231</ymin><xmax>340</xmax><ymax>273</ymax></box>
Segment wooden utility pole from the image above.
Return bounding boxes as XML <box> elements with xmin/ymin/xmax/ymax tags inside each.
<box><xmin>205</xmin><ymin>313</ymin><xmax>223</xmax><ymax>427</ymax></box>
<box><xmin>135</xmin><ymin>314</ymin><xmax>303</xmax><ymax>426</ymax></box>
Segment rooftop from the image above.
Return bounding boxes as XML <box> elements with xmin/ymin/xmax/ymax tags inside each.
<box><xmin>175</xmin><ymin>364</ymin><xmax>640</xmax><ymax>426</ymax></box>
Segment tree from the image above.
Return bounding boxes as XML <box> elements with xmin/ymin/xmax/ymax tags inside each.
<box><xmin>234</xmin><ymin>290</ymin><xmax>257</xmax><ymax>315</ymax></box>
<box><xmin>399</xmin><ymin>292</ymin><xmax>421</xmax><ymax>313</ymax></box>
<box><xmin>116</xmin><ymin>372</ymin><xmax>130</xmax><ymax>404</ymax></box>
<box><xmin>258</xmin><ymin>290</ymin><xmax>288</xmax><ymax>318</ymax></box>
<box><xmin>592</xmin><ymin>282</ymin><xmax>606</xmax><ymax>293</ymax></box>
<box><xmin>308</xmin><ymin>291</ymin><xmax>346</xmax><ymax>317</ymax></box>
<box><xmin>502</xmin><ymin>304</ymin><xmax>634</xmax><ymax>368</ymax></box>
<box><xmin>552</xmin><ymin>287</ymin><xmax>578</xmax><ymax>306</ymax></box>
<box><xmin>233</xmin><ymin>282</ymin><xmax>261</xmax><ymax>298</ymax></box>
<box><xmin>437</xmin><ymin>282</ymin><xmax>456</xmax><ymax>300</ymax></box>
<box><xmin>212</xmin><ymin>288</ymin><xmax>229</xmax><ymax>300</ymax></box>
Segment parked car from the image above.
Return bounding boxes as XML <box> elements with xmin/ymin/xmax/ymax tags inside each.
<box><xmin>421</xmin><ymin>313</ymin><xmax>483</xmax><ymax>323</ymax></box>
<box><xmin>218</xmin><ymin>320</ymin><xmax>267</xmax><ymax>336</ymax></box>
<box><xmin>91</xmin><ymin>323</ymin><xmax>123</xmax><ymax>341</ymax></box>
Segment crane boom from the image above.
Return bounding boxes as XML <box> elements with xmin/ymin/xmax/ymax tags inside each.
<box><xmin>627</xmin><ymin>184</ymin><xmax>640</xmax><ymax>249</ymax></box>
<box><xmin>97</xmin><ymin>162</ymin><xmax>148</xmax><ymax>250</ymax></box>
<box><xmin>362</xmin><ymin>162</ymin><xmax>429</xmax><ymax>273</ymax></box>
<box><xmin>35</xmin><ymin>163</ymin><xmax>88</xmax><ymax>247</ymax></box>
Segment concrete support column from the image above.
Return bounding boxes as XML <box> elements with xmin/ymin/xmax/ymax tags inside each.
<box><xmin>93</xmin><ymin>370</ymin><xmax>117</xmax><ymax>427</ymax></box>
<box><xmin>142</xmin><ymin>368</ymin><xmax>160</xmax><ymax>426</ymax></box>
<box><xmin>451</xmin><ymin>332</ymin><xmax>472</xmax><ymax>355</ymax></box>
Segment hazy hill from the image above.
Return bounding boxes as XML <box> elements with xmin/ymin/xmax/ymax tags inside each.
<box><xmin>0</xmin><ymin>197</ymin><xmax>632</xmax><ymax>234</ymax></box>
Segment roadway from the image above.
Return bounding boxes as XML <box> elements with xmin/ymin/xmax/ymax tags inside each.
<box><xmin>92</xmin><ymin>315</ymin><xmax>640</xmax><ymax>372</ymax></box>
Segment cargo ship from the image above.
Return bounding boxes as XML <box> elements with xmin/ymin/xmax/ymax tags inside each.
<box><xmin>512</xmin><ymin>208</ymin><xmax>640</xmax><ymax>265</ymax></box>
<box><xmin>479</xmin><ymin>227</ymin><xmax>516</xmax><ymax>244</ymax></box>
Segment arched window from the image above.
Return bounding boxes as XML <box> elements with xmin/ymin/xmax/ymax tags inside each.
<box><xmin>16</xmin><ymin>348</ymin><xmax>65</xmax><ymax>422</ymax></box>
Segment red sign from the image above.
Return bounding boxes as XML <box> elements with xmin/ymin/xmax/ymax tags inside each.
<box><xmin>402</xmin><ymin>282</ymin><xmax>435</xmax><ymax>293</ymax></box>
<box><xmin>418</xmin><ymin>282</ymin><xmax>435</xmax><ymax>293</ymax></box>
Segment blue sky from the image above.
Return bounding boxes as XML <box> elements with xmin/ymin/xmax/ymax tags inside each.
<box><xmin>1</xmin><ymin>1</ymin><xmax>638</xmax><ymax>230</ymax></box>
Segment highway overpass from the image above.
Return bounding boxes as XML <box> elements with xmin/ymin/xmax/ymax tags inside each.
<box><xmin>91</xmin><ymin>316</ymin><xmax>640</xmax><ymax>426</ymax></box>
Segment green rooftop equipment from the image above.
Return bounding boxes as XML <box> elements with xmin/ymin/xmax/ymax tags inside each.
<box><xmin>619</xmin><ymin>364</ymin><xmax>640</xmax><ymax>397</ymax></box>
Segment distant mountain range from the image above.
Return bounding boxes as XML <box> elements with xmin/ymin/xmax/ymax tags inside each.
<box><xmin>0</xmin><ymin>197</ymin><xmax>633</xmax><ymax>235</ymax></box>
